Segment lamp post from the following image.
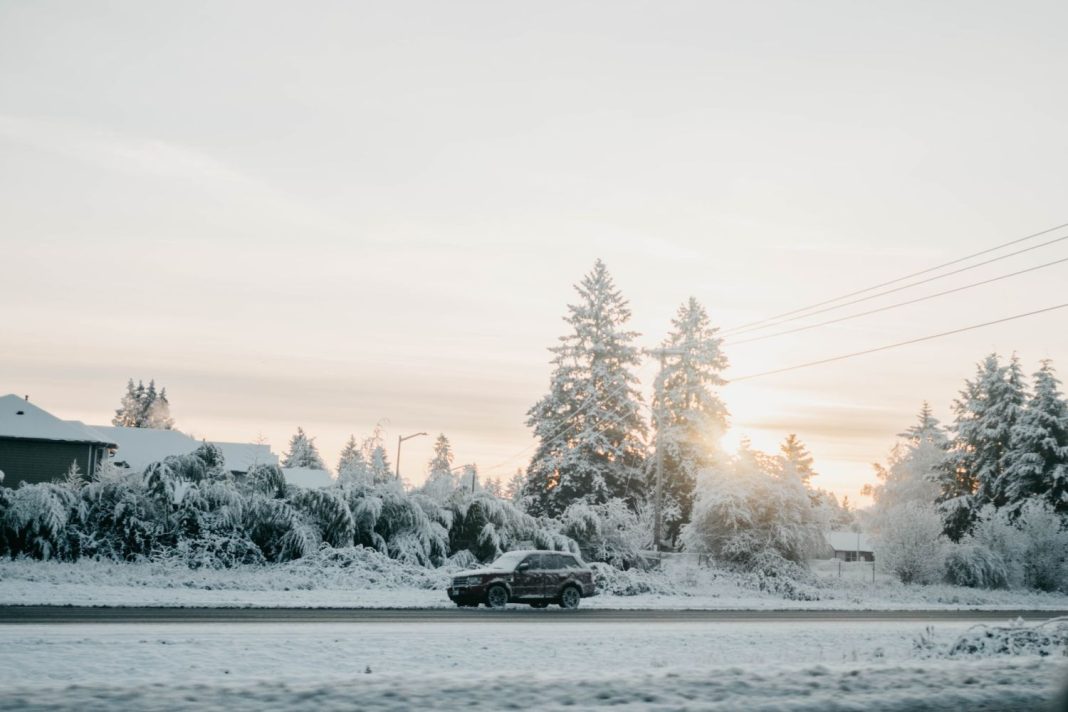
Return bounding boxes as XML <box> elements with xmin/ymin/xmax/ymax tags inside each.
<box><xmin>395</xmin><ymin>432</ymin><xmax>428</xmax><ymax>480</ymax></box>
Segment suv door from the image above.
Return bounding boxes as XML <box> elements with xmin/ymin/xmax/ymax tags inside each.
<box><xmin>511</xmin><ymin>554</ymin><xmax>543</xmax><ymax>599</ymax></box>
<box><xmin>541</xmin><ymin>554</ymin><xmax>569</xmax><ymax>598</ymax></box>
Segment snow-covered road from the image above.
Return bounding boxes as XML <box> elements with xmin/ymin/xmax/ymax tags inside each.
<box><xmin>1</xmin><ymin>619</ymin><xmax>1065</xmax><ymax>710</ymax></box>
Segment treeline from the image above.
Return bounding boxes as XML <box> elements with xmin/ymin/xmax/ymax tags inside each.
<box><xmin>866</xmin><ymin>354</ymin><xmax>1068</xmax><ymax>590</ymax></box>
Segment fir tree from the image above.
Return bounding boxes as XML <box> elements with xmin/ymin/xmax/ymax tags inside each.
<box><xmin>504</xmin><ymin>468</ymin><xmax>527</xmax><ymax>505</ymax></box>
<box><xmin>779</xmin><ymin>434</ymin><xmax>816</xmax><ymax>485</ymax></box>
<box><xmin>369</xmin><ymin>444</ymin><xmax>392</xmax><ymax>484</ymax></box>
<box><xmin>1004</xmin><ymin>361</ymin><xmax>1068</xmax><ymax>514</ymax></box>
<box><xmin>112</xmin><ymin>379</ymin><xmax>175</xmax><ymax>429</ymax></box>
<box><xmin>282</xmin><ymin>427</ymin><xmax>327</xmax><ymax>470</ymax></box>
<box><xmin>337</xmin><ymin>435</ymin><xmax>371</xmax><ymax>486</ymax></box>
<box><xmin>423</xmin><ymin>434</ymin><xmax>457</xmax><ymax>500</ymax></box>
<box><xmin>899</xmin><ymin>401</ymin><xmax>948</xmax><ymax>448</ymax></box>
<box><xmin>523</xmin><ymin>260</ymin><xmax>647</xmax><ymax>517</ymax></box>
<box><xmin>937</xmin><ymin>354</ymin><xmax>1026</xmax><ymax>539</ymax></box>
<box><xmin>649</xmin><ymin>297</ymin><xmax>729</xmax><ymax>546</ymax></box>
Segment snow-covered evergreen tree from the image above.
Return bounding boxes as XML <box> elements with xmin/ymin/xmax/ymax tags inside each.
<box><xmin>937</xmin><ymin>354</ymin><xmax>1026</xmax><ymax>539</ymax></box>
<box><xmin>1003</xmin><ymin>361</ymin><xmax>1068</xmax><ymax>514</ymax></box>
<box><xmin>422</xmin><ymin>434</ymin><xmax>457</xmax><ymax>501</ymax></box>
<box><xmin>504</xmin><ymin>468</ymin><xmax>527</xmax><ymax>505</ymax></box>
<box><xmin>369</xmin><ymin>444</ymin><xmax>393</xmax><ymax>484</ymax></box>
<box><xmin>112</xmin><ymin>379</ymin><xmax>175</xmax><ymax>429</ymax></box>
<box><xmin>282</xmin><ymin>427</ymin><xmax>327</xmax><ymax>471</ymax></box>
<box><xmin>337</xmin><ymin>435</ymin><xmax>372</xmax><ymax>486</ymax></box>
<box><xmin>779</xmin><ymin>434</ymin><xmax>816</xmax><ymax>486</ymax></box>
<box><xmin>866</xmin><ymin>404</ymin><xmax>946</xmax><ymax>535</ymax></box>
<box><xmin>524</xmin><ymin>260</ymin><xmax>647</xmax><ymax>517</ymax></box>
<box><xmin>649</xmin><ymin>297</ymin><xmax>729</xmax><ymax>546</ymax></box>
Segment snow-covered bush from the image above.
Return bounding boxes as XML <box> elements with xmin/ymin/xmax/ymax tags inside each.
<box><xmin>680</xmin><ymin>448</ymin><xmax>823</xmax><ymax>569</ymax></box>
<box><xmin>1</xmin><ymin>483</ymin><xmax>81</xmax><ymax>560</ymax></box>
<box><xmin>588</xmin><ymin>561</ymin><xmax>679</xmax><ymax>596</ymax></box>
<box><xmin>559</xmin><ymin>498</ymin><xmax>649</xmax><ymax>568</ymax></box>
<box><xmin>873</xmin><ymin>502</ymin><xmax>947</xmax><ymax>585</ymax></box>
<box><xmin>1013</xmin><ymin>499</ymin><xmax>1068</xmax><ymax>592</ymax></box>
<box><xmin>944</xmin><ymin>543</ymin><xmax>1010</xmax><ymax>589</ymax></box>
<box><xmin>449</xmin><ymin>490</ymin><xmax>577</xmax><ymax>562</ymax></box>
<box><xmin>75</xmin><ymin>479</ymin><xmax>161</xmax><ymax>560</ymax></box>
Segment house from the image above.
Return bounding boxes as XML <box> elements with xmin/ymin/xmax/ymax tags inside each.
<box><xmin>0</xmin><ymin>394</ymin><xmax>117</xmax><ymax>486</ymax></box>
<box><xmin>282</xmin><ymin>466</ymin><xmax>335</xmax><ymax>489</ymax></box>
<box><xmin>90</xmin><ymin>425</ymin><xmax>278</xmax><ymax>475</ymax></box>
<box><xmin>823</xmin><ymin>531</ymin><xmax>875</xmax><ymax>562</ymax></box>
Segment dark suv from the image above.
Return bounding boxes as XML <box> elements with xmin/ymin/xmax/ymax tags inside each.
<box><xmin>448</xmin><ymin>550</ymin><xmax>597</xmax><ymax>609</ymax></box>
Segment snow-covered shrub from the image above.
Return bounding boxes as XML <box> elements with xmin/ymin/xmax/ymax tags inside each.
<box><xmin>942</xmin><ymin>618</ymin><xmax>1068</xmax><ymax>658</ymax></box>
<box><xmin>680</xmin><ymin>450</ymin><xmax>823</xmax><ymax>569</ymax></box>
<box><xmin>873</xmin><ymin>502</ymin><xmax>947</xmax><ymax>585</ymax></box>
<box><xmin>242</xmin><ymin>463</ymin><xmax>287</xmax><ymax>499</ymax></box>
<box><xmin>449</xmin><ymin>490</ymin><xmax>578</xmax><ymax>562</ymax></box>
<box><xmin>76</xmin><ymin>479</ymin><xmax>162</xmax><ymax>560</ymax></box>
<box><xmin>944</xmin><ymin>543</ymin><xmax>1010</xmax><ymax>589</ymax></box>
<box><xmin>2</xmin><ymin>483</ymin><xmax>82</xmax><ymax>560</ymax></box>
<box><xmin>175</xmin><ymin>533</ymin><xmax>265</xmax><ymax>569</ymax></box>
<box><xmin>587</xmin><ymin>561</ymin><xmax>680</xmax><ymax>596</ymax></box>
<box><xmin>1013</xmin><ymin>499</ymin><xmax>1068</xmax><ymax>592</ymax></box>
<box><xmin>341</xmin><ymin>481</ymin><xmax>449</xmax><ymax>566</ymax></box>
<box><xmin>290</xmin><ymin>488</ymin><xmax>355</xmax><ymax>549</ymax></box>
<box><xmin>741</xmin><ymin>549</ymin><xmax>821</xmax><ymax>601</ymax></box>
<box><xmin>560</xmin><ymin>498</ymin><xmax>649</xmax><ymax>568</ymax></box>
<box><xmin>243</xmin><ymin>495</ymin><xmax>318</xmax><ymax>562</ymax></box>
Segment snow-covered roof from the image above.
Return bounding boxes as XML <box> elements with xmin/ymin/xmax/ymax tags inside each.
<box><xmin>92</xmin><ymin>425</ymin><xmax>278</xmax><ymax>473</ymax></box>
<box><xmin>824</xmin><ymin>531</ymin><xmax>873</xmax><ymax>553</ymax></box>
<box><xmin>283</xmin><ymin>467</ymin><xmax>335</xmax><ymax>489</ymax></box>
<box><xmin>0</xmin><ymin>395</ymin><xmax>115</xmax><ymax>446</ymax></box>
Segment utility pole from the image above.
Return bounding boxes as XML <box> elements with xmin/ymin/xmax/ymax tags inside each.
<box><xmin>644</xmin><ymin>347</ymin><xmax>687</xmax><ymax>554</ymax></box>
<box><xmin>395</xmin><ymin>432</ymin><xmax>428</xmax><ymax>480</ymax></box>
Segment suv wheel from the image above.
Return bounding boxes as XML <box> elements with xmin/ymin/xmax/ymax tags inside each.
<box><xmin>559</xmin><ymin>585</ymin><xmax>581</xmax><ymax>610</ymax></box>
<box><xmin>486</xmin><ymin>584</ymin><xmax>509</xmax><ymax>609</ymax></box>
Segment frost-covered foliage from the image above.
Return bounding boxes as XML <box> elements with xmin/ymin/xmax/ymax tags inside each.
<box><xmin>449</xmin><ymin>489</ymin><xmax>577</xmax><ymax>562</ymax></box>
<box><xmin>1003</xmin><ymin>361</ymin><xmax>1068</xmax><ymax>515</ymax></box>
<box><xmin>915</xmin><ymin>617</ymin><xmax>1068</xmax><ymax>658</ymax></box>
<box><xmin>680</xmin><ymin>442</ymin><xmax>824</xmax><ymax>569</ymax></box>
<box><xmin>560</xmin><ymin>498</ymin><xmax>650</xmax><ymax>568</ymax></box>
<box><xmin>524</xmin><ymin>260</ymin><xmax>647</xmax><ymax>517</ymax></box>
<box><xmin>867</xmin><ymin>404</ymin><xmax>946</xmax><ymax>536</ymax></box>
<box><xmin>872</xmin><ymin>502</ymin><xmax>947</xmax><ymax>585</ymax></box>
<box><xmin>112</xmin><ymin>378</ymin><xmax>175</xmax><ymax>429</ymax></box>
<box><xmin>421</xmin><ymin>434</ymin><xmax>458</xmax><ymax>502</ymax></box>
<box><xmin>281</xmin><ymin>427</ymin><xmax>327</xmax><ymax>471</ymax></box>
<box><xmin>1</xmin><ymin>483</ymin><xmax>81</xmax><ymax>560</ymax></box>
<box><xmin>944</xmin><ymin>543</ymin><xmax>1010</xmax><ymax>590</ymax></box>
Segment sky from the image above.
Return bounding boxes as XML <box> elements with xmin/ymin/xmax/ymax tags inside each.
<box><xmin>2</xmin><ymin>1</ymin><xmax>1067</xmax><ymax>502</ymax></box>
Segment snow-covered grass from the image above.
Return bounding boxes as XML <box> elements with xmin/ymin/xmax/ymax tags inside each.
<box><xmin>4</xmin><ymin>555</ymin><xmax>1068</xmax><ymax>611</ymax></box>
<box><xmin>0</xmin><ymin>619</ymin><xmax>1065</xmax><ymax>710</ymax></box>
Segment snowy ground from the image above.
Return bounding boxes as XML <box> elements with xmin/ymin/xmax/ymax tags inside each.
<box><xmin>4</xmin><ymin>557</ymin><xmax>1068</xmax><ymax>611</ymax></box>
<box><xmin>1</xmin><ymin>619</ymin><xmax>1065</xmax><ymax>710</ymax></box>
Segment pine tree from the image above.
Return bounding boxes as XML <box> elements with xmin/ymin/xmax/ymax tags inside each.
<box><xmin>1004</xmin><ymin>361</ymin><xmax>1068</xmax><ymax>514</ymax></box>
<box><xmin>938</xmin><ymin>354</ymin><xmax>1026</xmax><ymax>539</ymax></box>
<box><xmin>337</xmin><ymin>435</ymin><xmax>371</xmax><ymax>486</ymax></box>
<box><xmin>779</xmin><ymin>434</ymin><xmax>816</xmax><ymax>486</ymax></box>
<box><xmin>504</xmin><ymin>468</ymin><xmax>527</xmax><ymax>505</ymax></box>
<box><xmin>649</xmin><ymin>297</ymin><xmax>729</xmax><ymax>546</ymax></box>
<box><xmin>112</xmin><ymin>379</ymin><xmax>175</xmax><ymax>429</ymax></box>
<box><xmin>423</xmin><ymin>434</ymin><xmax>457</xmax><ymax>500</ymax></box>
<box><xmin>282</xmin><ymin>427</ymin><xmax>327</xmax><ymax>470</ymax></box>
<box><xmin>899</xmin><ymin>401</ymin><xmax>948</xmax><ymax>448</ymax></box>
<box><xmin>523</xmin><ymin>260</ymin><xmax>647</xmax><ymax>517</ymax></box>
<box><xmin>369</xmin><ymin>444</ymin><xmax>392</xmax><ymax>484</ymax></box>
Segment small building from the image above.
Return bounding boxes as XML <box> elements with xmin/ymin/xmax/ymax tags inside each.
<box><xmin>0</xmin><ymin>394</ymin><xmax>117</xmax><ymax>486</ymax></box>
<box><xmin>282</xmin><ymin>466</ymin><xmax>335</xmax><ymax>489</ymax></box>
<box><xmin>823</xmin><ymin>531</ymin><xmax>874</xmax><ymax>562</ymax></box>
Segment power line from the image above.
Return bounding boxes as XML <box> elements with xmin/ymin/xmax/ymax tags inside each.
<box><xmin>730</xmin><ymin>303</ymin><xmax>1068</xmax><ymax>382</ymax></box>
<box><xmin>726</xmin><ymin>256</ymin><xmax>1068</xmax><ymax>346</ymax></box>
<box><xmin>722</xmin><ymin>221</ymin><xmax>1068</xmax><ymax>335</ymax></box>
<box><xmin>723</xmin><ymin>233</ymin><xmax>1068</xmax><ymax>337</ymax></box>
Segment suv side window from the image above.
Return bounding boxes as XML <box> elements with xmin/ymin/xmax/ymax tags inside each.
<box><xmin>522</xmin><ymin>554</ymin><xmax>544</xmax><ymax>570</ymax></box>
<box><xmin>547</xmin><ymin>554</ymin><xmax>571</xmax><ymax>569</ymax></box>
<box><xmin>559</xmin><ymin>554</ymin><xmax>579</xmax><ymax>568</ymax></box>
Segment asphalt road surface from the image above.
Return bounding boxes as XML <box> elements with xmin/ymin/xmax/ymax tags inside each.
<box><xmin>1</xmin><ymin>606</ymin><xmax>1064</xmax><ymax>625</ymax></box>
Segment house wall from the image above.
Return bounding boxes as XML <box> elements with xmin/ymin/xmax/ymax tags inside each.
<box><xmin>0</xmin><ymin>438</ymin><xmax>103</xmax><ymax>486</ymax></box>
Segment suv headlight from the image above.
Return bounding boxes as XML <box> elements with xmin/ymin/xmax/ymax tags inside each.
<box><xmin>462</xmin><ymin>576</ymin><xmax>481</xmax><ymax>586</ymax></box>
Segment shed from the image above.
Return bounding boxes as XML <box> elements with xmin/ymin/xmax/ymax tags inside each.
<box><xmin>0</xmin><ymin>395</ymin><xmax>117</xmax><ymax>486</ymax></box>
<box><xmin>823</xmin><ymin>531</ymin><xmax>875</xmax><ymax>562</ymax></box>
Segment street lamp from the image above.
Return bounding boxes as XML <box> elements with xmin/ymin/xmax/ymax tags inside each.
<box><xmin>395</xmin><ymin>432</ymin><xmax>428</xmax><ymax>479</ymax></box>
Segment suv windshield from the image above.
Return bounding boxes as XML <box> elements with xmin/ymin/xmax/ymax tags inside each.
<box><xmin>489</xmin><ymin>551</ymin><xmax>531</xmax><ymax>571</ymax></box>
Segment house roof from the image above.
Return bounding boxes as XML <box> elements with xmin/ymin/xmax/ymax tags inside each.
<box><xmin>0</xmin><ymin>395</ymin><xmax>116</xmax><ymax>446</ymax></box>
<box><xmin>824</xmin><ymin>530</ymin><xmax>873</xmax><ymax>553</ymax></box>
<box><xmin>92</xmin><ymin>425</ymin><xmax>278</xmax><ymax>473</ymax></box>
<box><xmin>282</xmin><ymin>467</ymin><xmax>335</xmax><ymax>489</ymax></box>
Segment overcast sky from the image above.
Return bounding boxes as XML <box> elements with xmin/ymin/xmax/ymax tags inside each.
<box><xmin>2</xmin><ymin>1</ymin><xmax>1067</xmax><ymax>500</ymax></box>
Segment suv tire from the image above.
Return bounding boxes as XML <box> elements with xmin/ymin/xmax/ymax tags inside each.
<box><xmin>486</xmin><ymin>584</ymin><xmax>509</xmax><ymax>609</ymax></box>
<box><xmin>559</xmin><ymin>585</ymin><xmax>581</xmax><ymax>610</ymax></box>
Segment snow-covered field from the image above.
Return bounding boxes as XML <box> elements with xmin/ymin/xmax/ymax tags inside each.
<box><xmin>4</xmin><ymin>557</ymin><xmax>1068</xmax><ymax>611</ymax></box>
<box><xmin>0</xmin><ymin>619</ymin><xmax>1065</xmax><ymax>710</ymax></box>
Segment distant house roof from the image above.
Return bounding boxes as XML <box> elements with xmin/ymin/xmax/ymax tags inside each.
<box><xmin>91</xmin><ymin>425</ymin><xmax>278</xmax><ymax>473</ymax></box>
<box><xmin>283</xmin><ymin>467</ymin><xmax>335</xmax><ymax>489</ymax></box>
<box><xmin>824</xmin><ymin>531</ymin><xmax>873</xmax><ymax>553</ymax></box>
<box><xmin>0</xmin><ymin>395</ymin><xmax>116</xmax><ymax>447</ymax></box>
